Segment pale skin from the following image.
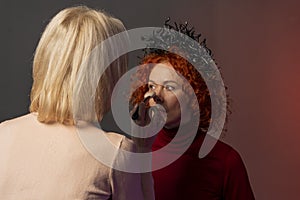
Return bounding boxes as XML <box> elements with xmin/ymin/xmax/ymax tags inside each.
<box><xmin>148</xmin><ymin>63</ymin><xmax>192</xmax><ymax>129</ymax></box>
<box><xmin>131</xmin><ymin>62</ymin><xmax>192</xmax><ymax>149</ymax></box>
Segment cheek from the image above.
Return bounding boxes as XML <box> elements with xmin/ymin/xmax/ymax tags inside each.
<box><xmin>168</xmin><ymin>93</ymin><xmax>190</xmax><ymax>114</ymax></box>
<box><xmin>165</xmin><ymin>96</ymin><xmax>181</xmax><ymax>112</ymax></box>
<box><xmin>170</xmin><ymin>91</ymin><xmax>187</xmax><ymax>105</ymax></box>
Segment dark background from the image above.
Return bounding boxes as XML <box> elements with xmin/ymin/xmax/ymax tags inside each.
<box><xmin>1</xmin><ymin>0</ymin><xmax>300</xmax><ymax>199</ymax></box>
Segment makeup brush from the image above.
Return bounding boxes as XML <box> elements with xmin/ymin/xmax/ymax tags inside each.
<box><xmin>131</xmin><ymin>91</ymin><xmax>156</xmax><ymax>120</ymax></box>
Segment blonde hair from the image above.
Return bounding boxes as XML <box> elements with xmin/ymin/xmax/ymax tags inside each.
<box><xmin>30</xmin><ymin>6</ymin><xmax>127</xmax><ymax>125</ymax></box>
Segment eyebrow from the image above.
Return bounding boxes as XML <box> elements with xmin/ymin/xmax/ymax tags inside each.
<box><xmin>148</xmin><ymin>80</ymin><xmax>180</xmax><ymax>86</ymax></box>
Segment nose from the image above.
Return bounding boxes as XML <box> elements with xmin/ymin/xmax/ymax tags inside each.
<box><xmin>153</xmin><ymin>85</ymin><xmax>164</xmax><ymax>104</ymax></box>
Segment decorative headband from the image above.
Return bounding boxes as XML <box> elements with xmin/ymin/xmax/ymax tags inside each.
<box><xmin>141</xmin><ymin>17</ymin><xmax>216</xmax><ymax>73</ymax></box>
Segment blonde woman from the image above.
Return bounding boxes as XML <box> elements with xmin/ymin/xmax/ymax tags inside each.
<box><xmin>0</xmin><ymin>6</ymin><xmax>153</xmax><ymax>199</ymax></box>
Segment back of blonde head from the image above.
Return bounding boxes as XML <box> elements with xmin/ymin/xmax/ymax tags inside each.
<box><xmin>30</xmin><ymin>6</ymin><xmax>127</xmax><ymax>125</ymax></box>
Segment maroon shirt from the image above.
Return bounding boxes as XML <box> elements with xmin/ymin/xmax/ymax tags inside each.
<box><xmin>152</xmin><ymin>127</ymin><xmax>255</xmax><ymax>200</ymax></box>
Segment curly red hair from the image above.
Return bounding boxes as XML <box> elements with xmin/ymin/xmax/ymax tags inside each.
<box><xmin>130</xmin><ymin>52</ymin><xmax>223</xmax><ymax>133</ymax></box>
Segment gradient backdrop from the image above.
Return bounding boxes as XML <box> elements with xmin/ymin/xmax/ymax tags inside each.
<box><xmin>1</xmin><ymin>0</ymin><xmax>300</xmax><ymax>199</ymax></box>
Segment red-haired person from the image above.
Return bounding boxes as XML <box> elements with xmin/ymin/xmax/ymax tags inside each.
<box><xmin>130</xmin><ymin>22</ymin><xmax>255</xmax><ymax>200</ymax></box>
